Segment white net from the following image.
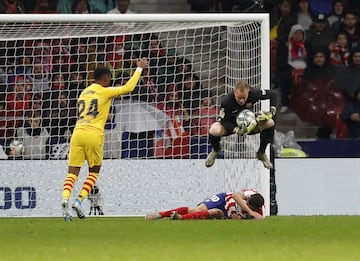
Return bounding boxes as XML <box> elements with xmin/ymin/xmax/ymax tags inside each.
<box><xmin>0</xmin><ymin>14</ymin><xmax>270</xmax><ymax>217</ymax></box>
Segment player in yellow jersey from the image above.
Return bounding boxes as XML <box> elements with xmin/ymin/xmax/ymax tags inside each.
<box><xmin>62</xmin><ymin>58</ymin><xmax>148</xmax><ymax>221</ymax></box>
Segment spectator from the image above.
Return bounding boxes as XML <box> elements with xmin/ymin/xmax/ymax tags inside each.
<box><xmin>12</xmin><ymin>55</ymin><xmax>32</xmax><ymax>83</ymax></box>
<box><xmin>330</xmin><ymin>11</ymin><xmax>360</xmax><ymax>49</ymax></box>
<box><xmin>8</xmin><ymin>110</ymin><xmax>50</xmax><ymax>160</ymax></box>
<box><xmin>108</xmin><ymin>0</ymin><xmax>133</xmax><ymax>14</ymax></box>
<box><xmin>48</xmin><ymin>91</ymin><xmax>77</xmax><ymax>140</ymax></box>
<box><xmin>139</xmin><ymin>67</ymin><xmax>157</xmax><ymax>104</ymax></box>
<box><xmin>87</xmin><ymin>40</ymin><xmax>115</xmax><ymax>84</ymax></box>
<box><xmin>106</xmin><ymin>36</ymin><xmax>125</xmax><ymax>76</ymax></box>
<box><xmin>301</xmin><ymin>48</ymin><xmax>336</xmax><ymax>139</ymax></box>
<box><xmin>6</xmin><ymin>76</ymin><xmax>31</xmax><ymax>122</ymax></box>
<box><xmin>154</xmin><ymin>83</ymin><xmax>190</xmax><ymax>158</ymax></box>
<box><xmin>70</xmin><ymin>38</ymin><xmax>88</xmax><ymax>73</ymax></box>
<box><xmin>327</xmin><ymin>0</ymin><xmax>346</xmax><ymax>27</ymax></box>
<box><xmin>306</xmin><ymin>13</ymin><xmax>334</xmax><ymax>58</ymax></box>
<box><xmin>177</xmin><ymin>72</ymin><xmax>204</xmax><ymax>118</ymax></box>
<box><xmin>0</xmin><ymin>101</ymin><xmax>15</xmax><ymax>141</ymax></box>
<box><xmin>334</xmin><ymin>48</ymin><xmax>360</xmax><ymax>99</ymax></box>
<box><xmin>270</xmin><ymin>0</ymin><xmax>296</xmax><ymax>43</ymax></box>
<box><xmin>296</xmin><ymin>0</ymin><xmax>313</xmax><ymax>30</ymax></box>
<box><xmin>276</xmin><ymin>24</ymin><xmax>308</xmax><ymax>113</ymax></box>
<box><xmin>51</xmin><ymin>71</ymin><xmax>68</xmax><ymax>91</ymax></box>
<box><xmin>103</xmin><ymin>102</ymin><xmax>121</xmax><ymax>159</ymax></box>
<box><xmin>330</xmin><ymin>31</ymin><xmax>350</xmax><ymax>68</ymax></box>
<box><xmin>191</xmin><ymin>96</ymin><xmax>217</xmax><ymax>136</ymax></box>
<box><xmin>57</xmin><ymin>0</ymin><xmax>115</xmax><ymax>13</ymax></box>
<box><xmin>0</xmin><ymin>0</ymin><xmax>25</xmax><ymax>13</ymax></box>
<box><xmin>157</xmin><ymin>48</ymin><xmax>178</xmax><ymax>84</ymax></box>
<box><xmin>72</xmin><ymin>0</ymin><xmax>90</xmax><ymax>14</ymax></box>
<box><xmin>31</xmin><ymin>93</ymin><xmax>50</xmax><ymax>128</ymax></box>
<box><xmin>302</xmin><ymin>48</ymin><xmax>334</xmax><ymax>84</ymax></box>
<box><xmin>157</xmin><ymin>83</ymin><xmax>190</xmax><ymax>131</ymax></box>
<box><xmin>32</xmin><ymin>0</ymin><xmax>57</xmax><ymax>13</ymax></box>
<box><xmin>32</xmin><ymin>41</ymin><xmax>53</xmax><ymax>73</ymax></box>
<box><xmin>28</xmin><ymin>63</ymin><xmax>50</xmax><ymax>94</ymax></box>
<box><xmin>340</xmin><ymin>89</ymin><xmax>360</xmax><ymax>139</ymax></box>
<box><xmin>141</xmin><ymin>34</ymin><xmax>167</xmax><ymax>78</ymax></box>
<box><xmin>68</xmin><ymin>70</ymin><xmax>86</xmax><ymax>106</ymax></box>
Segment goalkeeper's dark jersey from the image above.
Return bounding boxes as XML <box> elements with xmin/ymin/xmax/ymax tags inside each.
<box><xmin>219</xmin><ymin>88</ymin><xmax>273</xmax><ymax>124</ymax></box>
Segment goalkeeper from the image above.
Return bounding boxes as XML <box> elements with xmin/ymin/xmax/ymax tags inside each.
<box><xmin>61</xmin><ymin>58</ymin><xmax>148</xmax><ymax>221</ymax></box>
<box><xmin>205</xmin><ymin>80</ymin><xmax>277</xmax><ymax>169</ymax></box>
<box><xmin>145</xmin><ymin>188</ymin><xmax>264</xmax><ymax>220</ymax></box>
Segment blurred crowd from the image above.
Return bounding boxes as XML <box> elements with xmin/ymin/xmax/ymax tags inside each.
<box><xmin>1</xmin><ymin>0</ymin><xmax>360</xmax><ymax>160</ymax></box>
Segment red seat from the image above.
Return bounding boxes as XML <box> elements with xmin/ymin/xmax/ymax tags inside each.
<box><xmin>292</xmin><ymin>69</ymin><xmax>304</xmax><ymax>89</ymax></box>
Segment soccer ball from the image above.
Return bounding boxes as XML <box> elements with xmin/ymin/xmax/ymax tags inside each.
<box><xmin>9</xmin><ymin>140</ymin><xmax>24</xmax><ymax>155</ymax></box>
<box><xmin>236</xmin><ymin>109</ymin><xmax>257</xmax><ymax>133</ymax></box>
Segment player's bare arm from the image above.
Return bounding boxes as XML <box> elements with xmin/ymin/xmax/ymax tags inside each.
<box><xmin>232</xmin><ymin>192</ymin><xmax>263</xmax><ymax>220</ymax></box>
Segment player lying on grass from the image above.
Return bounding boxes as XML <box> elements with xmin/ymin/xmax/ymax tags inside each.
<box><xmin>205</xmin><ymin>80</ymin><xmax>277</xmax><ymax>169</ymax></box>
<box><xmin>145</xmin><ymin>188</ymin><xmax>265</xmax><ymax>220</ymax></box>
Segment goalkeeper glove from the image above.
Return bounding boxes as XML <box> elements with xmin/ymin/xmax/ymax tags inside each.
<box><xmin>236</xmin><ymin>123</ymin><xmax>248</xmax><ymax>136</ymax></box>
<box><xmin>256</xmin><ymin>106</ymin><xmax>276</xmax><ymax>122</ymax></box>
<box><xmin>236</xmin><ymin>122</ymin><xmax>257</xmax><ymax>136</ymax></box>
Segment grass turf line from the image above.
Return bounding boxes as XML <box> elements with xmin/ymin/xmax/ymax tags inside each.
<box><xmin>0</xmin><ymin>216</ymin><xmax>359</xmax><ymax>261</ymax></box>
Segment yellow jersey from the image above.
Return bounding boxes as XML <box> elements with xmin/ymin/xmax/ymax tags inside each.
<box><xmin>74</xmin><ymin>67</ymin><xmax>142</xmax><ymax>134</ymax></box>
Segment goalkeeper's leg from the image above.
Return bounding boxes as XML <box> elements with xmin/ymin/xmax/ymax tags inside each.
<box><xmin>206</xmin><ymin>122</ymin><xmax>228</xmax><ymax>167</ymax></box>
<box><xmin>257</xmin><ymin>125</ymin><xmax>275</xmax><ymax>169</ymax></box>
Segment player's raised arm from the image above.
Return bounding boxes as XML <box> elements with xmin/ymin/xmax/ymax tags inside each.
<box><xmin>107</xmin><ymin>57</ymin><xmax>148</xmax><ymax>97</ymax></box>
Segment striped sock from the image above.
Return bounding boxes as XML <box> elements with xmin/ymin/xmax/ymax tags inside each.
<box><xmin>78</xmin><ymin>172</ymin><xmax>99</xmax><ymax>202</ymax></box>
<box><xmin>63</xmin><ymin>173</ymin><xmax>78</xmax><ymax>200</ymax></box>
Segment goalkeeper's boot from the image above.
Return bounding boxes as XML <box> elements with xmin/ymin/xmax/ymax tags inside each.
<box><xmin>170</xmin><ymin>211</ymin><xmax>182</xmax><ymax>220</ymax></box>
<box><xmin>145</xmin><ymin>212</ymin><xmax>162</xmax><ymax>220</ymax></box>
<box><xmin>256</xmin><ymin>106</ymin><xmax>277</xmax><ymax>122</ymax></box>
<box><xmin>205</xmin><ymin>148</ymin><xmax>221</xmax><ymax>168</ymax></box>
<box><xmin>256</xmin><ymin>151</ymin><xmax>274</xmax><ymax>169</ymax></box>
<box><xmin>72</xmin><ymin>199</ymin><xmax>86</xmax><ymax>219</ymax></box>
<box><xmin>62</xmin><ymin>199</ymin><xmax>72</xmax><ymax>222</ymax></box>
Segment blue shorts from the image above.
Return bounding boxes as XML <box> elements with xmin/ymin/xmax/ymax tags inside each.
<box><xmin>201</xmin><ymin>193</ymin><xmax>227</xmax><ymax>215</ymax></box>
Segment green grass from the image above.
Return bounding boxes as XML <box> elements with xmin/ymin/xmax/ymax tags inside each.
<box><xmin>0</xmin><ymin>216</ymin><xmax>359</xmax><ymax>261</ymax></box>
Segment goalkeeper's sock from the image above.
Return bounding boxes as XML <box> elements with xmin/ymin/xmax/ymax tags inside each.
<box><xmin>258</xmin><ymin>126</ymin><xmax>275</xmax><ymax>153</ymax></box>
<box><xmin>159</xmin><ymin>207</ymin><xmax>189</xmax><ymax>217</ymax></box>
<box><xmin>209</xmin><ymin>134</ymin><xmax>221</xmax><ymax>151</ymax></box>
<box><xmin>78</xmin><ymin>172</ymin><xmax>99</xmax><ymax>202</ymax></box>
<box><xmin>181</xmin><ymin>211</ymin><xmax>210</xmax><ymax>220</ymax></box>
<box><xmin>62</xmin><ymin>173</ymin><xmax>78</xmax><ymax>200</ymax></box>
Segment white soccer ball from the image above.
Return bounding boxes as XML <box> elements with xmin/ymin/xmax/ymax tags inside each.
<box><xmin>236</xmin><ymin>109</ymin><xmax>257</xmax><ymax>132</ymax></box>
<box><xmin>9</xmin><ymin>140</ymin><xmax>24</xmax><ymax>155</ymax></box>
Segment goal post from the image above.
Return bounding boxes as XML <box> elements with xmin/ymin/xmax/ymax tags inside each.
<box><xmin>0</xmin><ymin>13</ymin><xmax>271</xmax><ymax>217</ymax></box>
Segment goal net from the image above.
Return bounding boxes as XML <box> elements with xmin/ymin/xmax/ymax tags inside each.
<box><xmin>0</xmin><ymin>14</ymin><xmax>270</xmax><ymax>217</ymax></box>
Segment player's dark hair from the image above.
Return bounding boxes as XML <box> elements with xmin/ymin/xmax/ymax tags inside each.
<box><xmin>248</xmin><ymin>193</ymin><xmax>264</xmax><ymax>210</ymax></box>
<box><xmin>94</xmin><ymin>66</ymin><xmax>111</xmax><ymax>81</ymax></box>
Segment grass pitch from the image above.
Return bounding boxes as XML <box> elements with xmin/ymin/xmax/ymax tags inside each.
<box><xmin>0</xmin><ymin>216</ymin><xmax>359</xmax><ymax>261</ymax></box>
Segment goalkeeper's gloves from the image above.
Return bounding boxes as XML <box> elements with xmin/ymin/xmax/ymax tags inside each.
<box><xmin>236</xmin><ymin>123</ymin><xmax>248</xmax><ymax>136</ymax></box>
<box><xmin>236</xmin><ymin>122</ymin><xmax>257</xmax><ymax>136</ymax></box>
<box><xmin>256</xmin><ymin>106</ymin><xmax>276</xmax><ymax>122</ymax></box>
